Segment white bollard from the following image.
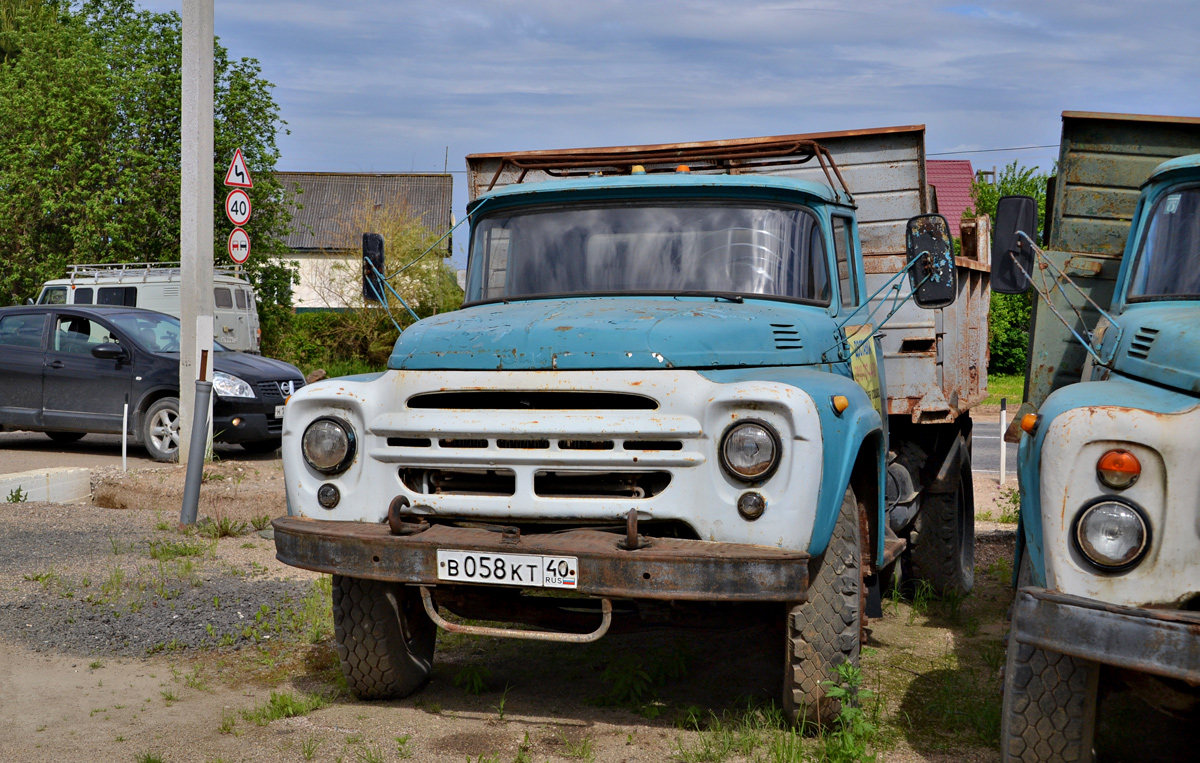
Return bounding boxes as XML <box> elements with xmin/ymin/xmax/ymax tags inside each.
<box><xmin>122</xmin><ymin>393</ymin><xmax>129</xmax><ymax>473</ymax></box>
<box><xmin>999</xmin><ymin>398</ymin><xmax>1007</xmax><ymax>485</ymax></box>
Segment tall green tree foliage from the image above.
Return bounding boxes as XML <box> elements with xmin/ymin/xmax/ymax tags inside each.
<box><xmin>0</xmin><ymin>0</ymin><xmax>295</xmax><ymax>311</ymax></box>
<box><xmin>968</xmin><ymin>161</ymin><xmax>1052</xmax><ymax>374</ymax></box>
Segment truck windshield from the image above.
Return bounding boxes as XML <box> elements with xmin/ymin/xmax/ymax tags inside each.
<box><xmin>466</xmin><ymin>202</ymin><xmax>831</xmax><ymax>305</ymax></box>
<box><xmin>1128</xmin><ymin>187</ymin><xmax>1200</xmax><ymax>300</ymax></box>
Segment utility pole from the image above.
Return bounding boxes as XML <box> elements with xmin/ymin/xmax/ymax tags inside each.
<box><xmin>180</xmin><ymin>0</ymin><xmax>214</xmax><ymax>465</ymax></box>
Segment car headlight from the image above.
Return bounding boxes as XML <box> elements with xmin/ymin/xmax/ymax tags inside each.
<box><xmin>1073</xmin><ymin>498</ymin><xmax>1149</xmax><ymax>571</ymax></box>
<box><xmin>212</xmin><ymin>371</ymin><xmax>254</xmax><ymax>399</ymax></box>
<box><xmin>720</xmin><ymin>420</ymin><xmax>781</xmax><ymax>481</ymax></box>
<box><xmin>302</xmin><ymin>418</ymin><xmax>356</xmax><ymax>474</ymax></box>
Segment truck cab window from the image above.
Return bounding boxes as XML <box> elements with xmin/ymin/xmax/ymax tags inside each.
<box><xmin>832</xmin><ymin>216</ymin><xmax>859</xmax><ymax>309</ymax></box>
<box><xmin>1129</xmin><ymin>187</ymin><xmax>1200</xmax><ymax>300</ymax></box>
<box><xmin>468</xmin><ymin>202</ymin><xmax>831</xmax><ymax>305</ymax></box>
<box><xmin>74</xmin><ymin>287</ymin><xmax>93</xmax><ymax>305</ymax></box>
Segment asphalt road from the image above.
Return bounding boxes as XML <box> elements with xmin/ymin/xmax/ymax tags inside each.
<box><xmin>0</xmin><ymin>430</ymin><xmax>268</xmax><ymax>475</ymax></box>
<box><xmin>972</xmin><ymin>420</ymin><xmax>1010</xmax><ymax>476</ymax></box>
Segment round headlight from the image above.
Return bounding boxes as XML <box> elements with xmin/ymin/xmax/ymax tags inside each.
<box><xmin>302</xmin><ymin>418</ymin><xmax>356</xmax><ymax>474</ymax></box>
<box><xmin>720</xmin><ymin>421</ymin><xmax>781</xmax><ymax>481</ymax></box>
<box><xmin>1073</xmin><ymin>499</ymin><xmax>1149</xmax><ymax>570</ymax></box>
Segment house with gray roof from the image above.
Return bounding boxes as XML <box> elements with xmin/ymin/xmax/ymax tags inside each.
<box><xmin>276</xmin><ymin>172</ymin><xmax>453</xmax><ymax>309</ymax></box>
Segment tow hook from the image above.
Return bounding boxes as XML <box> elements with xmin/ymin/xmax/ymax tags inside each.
<box><xmin>619</xmin><ymin>508</ymin><xmax>650</xmax><ymax>551</ymax></box>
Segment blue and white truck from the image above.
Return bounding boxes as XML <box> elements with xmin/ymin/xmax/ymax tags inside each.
<box><xmin>272</xmin><ymin>126</ymin><xmax>991</xmax><ymax>723</ymax></box>
<box><xmin>993</xmin><ymin>112</ymin><xmax>1200</xmax><ymax>762</ymax></box>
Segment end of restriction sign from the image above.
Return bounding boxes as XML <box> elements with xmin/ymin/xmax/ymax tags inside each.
<box><xmin>227</xmin><ymin>227</ymin><xmax>251</xmax><ymax>264</ymax></box>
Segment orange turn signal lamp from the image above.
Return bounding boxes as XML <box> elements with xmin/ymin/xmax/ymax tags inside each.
<box><xmin>831</xmin><ymin>395</ymin><xmax>849</xmax><ymax>415</ymax></box>
<box><xmin>1020</xmin><ymin>413</ymin><xmax>1040</xmax><ymax>435</ymax></box>
<box><xmin>1097</xmin><ymin>449</ymin><xmax>1140</xmax><ymax>489</ymax></box>
<box><xmin>675</xmin><ymin>165</ymin><xmax>691</xmax><ymax>173</ymax></box>
<box><xmin>631</xmin><ymin>165</ymin><xmax>646</xmax><ymax>175</ymax></box>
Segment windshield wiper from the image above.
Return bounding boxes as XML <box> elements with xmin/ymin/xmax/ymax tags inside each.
<box><xmin>673</xmin><ymin>291</ymin><xmax>744</xmax><ymax>304</ymax></box>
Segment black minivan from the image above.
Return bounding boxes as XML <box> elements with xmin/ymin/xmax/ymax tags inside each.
<box><xmin>0</xmin><ymin>305</ymin><xmax>306</xmax><ymax>461</ymax></box>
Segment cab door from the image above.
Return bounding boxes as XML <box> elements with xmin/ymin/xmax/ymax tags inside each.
<box><xmin>0</xmin><ymin>312</ymin><xmax>50</xmax><ymax>429</ymax></box>
<box><xmin>42</xmin><ymin>312</ymin><xmax>134</xmax><ymax>432</ymax></box>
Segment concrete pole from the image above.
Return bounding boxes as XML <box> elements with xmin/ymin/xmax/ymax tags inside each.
<box><xmin>179</xmin><ymin>0</ymin><xmax>215</xmax><ymax>465</ymax></box>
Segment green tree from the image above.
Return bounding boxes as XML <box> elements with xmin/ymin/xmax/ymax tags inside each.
<box><xmin>968</xmin><ymin>161</ymin><xmax>1052</xmax><ymax>374</ymax></box>
<box><xmin>0</xmin><ymin>0</ymin><xmax>296</xmax><ymax>313</ymax></box>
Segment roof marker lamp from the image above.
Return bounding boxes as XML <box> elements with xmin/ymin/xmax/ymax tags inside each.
<box><xmin>1073</xmin><ymin>499</ymin><xmax>1149</xmax><ymax>571</ymax></box>
<box><xmin>720</xmin><ymin>420</ymin><xmax>781</xmax><ymax>482</ymax></box>
<box><xmin>302</xmin><ymin>417</ymin><xmax>356</xmax><ymax>475</ymax></box>
<box><xmin>1097</xmin><ymin>449</ymin><xmax>1140</xmax><ymax>490</ymax></box>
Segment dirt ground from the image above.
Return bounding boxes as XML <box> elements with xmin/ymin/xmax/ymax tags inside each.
<box><xmin>1</xmin><ymin>453</ymin><xmax>1021</xmax><ymax>762</ymax></box>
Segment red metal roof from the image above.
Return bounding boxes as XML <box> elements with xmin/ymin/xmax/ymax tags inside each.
<box><xmin>927</xmin><ymin>159</ymin><xmax>976</xmax><ymax>237</ymax></box>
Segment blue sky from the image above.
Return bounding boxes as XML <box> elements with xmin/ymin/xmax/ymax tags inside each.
<box><xmin>141</xmin><ymin>1</ymin><xmax>1200</xmax><ymax>263</ymax></box>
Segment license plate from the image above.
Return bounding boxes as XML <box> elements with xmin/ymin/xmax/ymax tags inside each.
<box><xmin>437</xmin><ymin>550</ymin><xmax>578</xmax><ymax>589</ymax></box>
<box><xmin>274</xmin><ymin>405</ymin><xmax>285</xmax><ymax>418</ymax></box>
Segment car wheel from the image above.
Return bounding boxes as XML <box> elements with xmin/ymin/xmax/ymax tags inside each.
<box><xmin>143</xmin><ymin>397</ymin><xmax>180</xmax><ymax>462</ymax></box>
<box><xmin>783</xmin><ymin>484</ymin><xmax>864</xmax><ymax>727</ymax></box>
<box><xmin>46</xmin><ymin>431</ymin><xmax>86</xmax><ymax>444</ymax></box>
<box><xmin>332</xmin><ymin>575</ymin><xmax>435</xmax><ymax>700</ymax></box>
<box><xmin>240</xmin><ymin>438</ymin><xmax>282</xmax><ymax>454</ymax></box>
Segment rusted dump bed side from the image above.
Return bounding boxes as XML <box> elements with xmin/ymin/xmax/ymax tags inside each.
<box><xmin>1026</xmin><ymin>112</ymin><xmax>1200</xmax><ymax>409</ymax></box>
<box><xmin>466</xmin><ymin>126</ymin><xmax>990</xmax><ymax>422</ymax></box>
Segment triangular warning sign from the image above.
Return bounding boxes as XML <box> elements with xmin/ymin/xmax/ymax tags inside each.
<box><xmin>224</xmin><ymin>148</ymin><xmax>253</xmax><ymax>188</ymax></box>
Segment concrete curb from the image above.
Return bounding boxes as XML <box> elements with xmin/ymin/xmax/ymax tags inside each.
<box><xmin>0</xmin><ymin>468</ymin><xmax>92</xmax><ymax>504</ymax></box>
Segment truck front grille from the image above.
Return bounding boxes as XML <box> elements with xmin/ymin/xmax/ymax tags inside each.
<box><xmin>407</xmin><ymin>390</ymin><xmax>657</xmax><ymax>410</ymax></box>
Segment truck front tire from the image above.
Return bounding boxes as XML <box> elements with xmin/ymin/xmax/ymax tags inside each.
<box><xmin>332</xmin><ymin>575</ymin><xmax>436</xmax><ymax>700</ymax></box>
<box><xmin>905</xmin><ymin>449</ymin><xmax>974</xmax><ymax>596</ymax></box>
<box><xmin>1001</xmin><ymin>636</ymin><xmax>1099</xmax><ymax>762</ymax></box>
<box><xmin>784</xmin><ymin>485</ymin><xmax>863</xmax><ymax>726</ymax></box>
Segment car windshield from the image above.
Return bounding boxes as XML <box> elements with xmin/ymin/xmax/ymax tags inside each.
<box><xmin>1128</xmin><ymin>187</ymin><xmax>1200</xmax><ymax>300</ymax></box>
<box><xmin>108</xmin><ymin>312</ymin><xmax>226</xmax><ymax>354</ymax></box>
<box><xmin>465</xmin><ymin>201</ymin><xmax>831</xmax><ymax>304</ymax></box>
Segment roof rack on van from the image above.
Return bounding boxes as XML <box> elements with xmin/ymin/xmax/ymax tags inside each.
<box><xmin>65</xmin><ymin>262</ymin><xmax>245</xmax><ymax>282</ymax></box>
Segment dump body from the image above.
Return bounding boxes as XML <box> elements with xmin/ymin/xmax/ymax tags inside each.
<box><xmin>466</xmin><ymin>125</ymin><xmax>990</xmax><ymax>423</ymax></box>
<box><xmin>1021</xmin><ymin>112</ymin><xmax>1200</xmax><ymax>411</ymax></box>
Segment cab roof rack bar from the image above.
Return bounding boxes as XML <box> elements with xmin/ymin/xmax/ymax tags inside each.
<box><xmin>484</xmin><ymin>139</ymin><xmax>854</xmax><ymax>203</ymax></box>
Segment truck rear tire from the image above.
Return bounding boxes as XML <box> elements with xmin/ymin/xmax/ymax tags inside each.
<box><xmin>905</xmin><ymin>451</ymin><xmax>974</xmax><ymax>596</ymax></box>
<box><xmin>332</xmin><ymin>575</ymin><xmax>436</xmax><ymax>700</ymax></box>
<box><xmin>1001</xmin><ymin>635</ymin><xmax>1099</xmax><ymax>762</ymax></box>
<box><xmin>783</xmin><ymin>485</ymin><xmax>863</xmax><ymax>727</ymax></box>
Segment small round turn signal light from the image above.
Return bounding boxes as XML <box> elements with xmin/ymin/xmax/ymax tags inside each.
<box><xmin>1097</xmin><ymin>449</ymin><xmax>1140</xmax><ymax>489</ymax></box>
<box><xmin>737</xmin><ymin>491</ymin><xmax>766</xmax><ymax>521</ymax></box>
<box><xmin>1020</xmin><ymin>413</ymin><xmax>1040</xmax><ymax>435</ymax></box>
<box><xmin>675</xmin><ymin>164</ymin><xmax>691</xmax><ymax>173</ymax></box>
<box><xmin>831</xmin><ymin>395</ymin><xmax>850</xmax><ymax>415</ymax></box>
<box><xmin>631</xmin><ymin>164</ymin><xmax>646</xmax><ymax>175</ymax></box>
<box><xmin>231</xmin><ymin>417</ymin><xmax>242</xmax><ymax>427</ymax></box>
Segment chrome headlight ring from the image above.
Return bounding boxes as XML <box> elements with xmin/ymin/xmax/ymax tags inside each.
<box><xmin>301</xmin><ymin>417</ymin><xmax>357</xmax><ymax>475</ymax></box>
<box><xmin>1071</xmin><ymin>496</ymin><xmax>1151</xmax><ymax>572</ymax></box>
<box><xmin>719</xmin><ymin>419</ymin><xmax>782</xmax><ymax>483</ymax></box>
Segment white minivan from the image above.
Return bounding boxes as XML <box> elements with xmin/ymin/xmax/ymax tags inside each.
<box><xmin>36</xmin><ymin>263</ymin><xmax>261</xmax><ymax>353</ymax></box>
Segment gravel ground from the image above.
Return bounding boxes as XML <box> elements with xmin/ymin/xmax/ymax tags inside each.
<box><xmin>0</xmin><ymin>501</ymin><xmax>317</xmax><ymax>658</ymax></box>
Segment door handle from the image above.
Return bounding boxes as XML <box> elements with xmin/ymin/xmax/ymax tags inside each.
<box><xmin>49</xmin><ymin>360</ymin><xmax>65</xmax><ymax>369</ymax></box>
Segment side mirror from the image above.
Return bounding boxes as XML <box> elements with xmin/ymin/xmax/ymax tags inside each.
<box><xmin>905</xmin><ymin>213</ymin><xmax>958</xmax><ymax>308</ymax></box>
<box><xmin>25</xmin><ymin>298</ymin><xmax>34</xmax><ymax>305</ymax></box>
<box><xmin>992</xmin><ymin>195</ymin><xmax>1038</xmax><ymax>294</ymax></box>
<box><xmin>91</xmin><ymin>343</ymin><xmax>129</xmax><ymax>362</ymax></box>
<box><xmin>362</xmin><ymin>232</ymin><xmax>386</xmax><ymax>302</ymax></box>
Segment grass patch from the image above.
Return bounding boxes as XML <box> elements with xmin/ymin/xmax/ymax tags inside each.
<box><xmin>146</xmin><ymin>537</ymin><xmax>211</xmax><ymax>561</ymax></box>
<box><xmin>240</xmin><ymin>690</ymin><xmax>329</xmax><ymax>726</ymax></box>
<box><xmin>196</xmin><ymin>516</ymin><xmax>250</xmax><ymax>539</ymax></box>
<box><xmin>983</xmin><ymin>372</ymin><xmax>1024</xmax><ymax>406</ymax></box>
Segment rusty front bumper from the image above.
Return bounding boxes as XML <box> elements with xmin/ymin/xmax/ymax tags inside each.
<box><xmin>1012</xmin><ymin>587</ymin><xmax>1200</xmax><ymax>683</ymax></box>
<box><xmin>273</xmin><ymin>517</ymin><xmax>808</xmax><ymax>603</ymax></box>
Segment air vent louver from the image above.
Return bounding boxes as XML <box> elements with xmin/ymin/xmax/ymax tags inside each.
<box><xmin>1127</xmin><ymin>327</ymin><xmax>1159</xmax><ymax>360</ymax></box>
<box><xmin>771</xmin><ymin>323</ymin><xmax>803</xmax><ymax>350</ymax></box>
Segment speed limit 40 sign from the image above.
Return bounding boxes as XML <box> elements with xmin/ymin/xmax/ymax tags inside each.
<box><xmin>225</xmin><ymin>189</ymin><xmax>252</xmax><ymax>226</ymax></box>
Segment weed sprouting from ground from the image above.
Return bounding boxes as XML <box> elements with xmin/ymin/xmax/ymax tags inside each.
<box><xmin>998</xmin><ymin>486</ymin><xmax>1020</xmax><ymax>524</ymax></box>
<box><xmin>251</xmin><ymin>514</ymin><xmax>273</xmax><ymax>532</ymax></box>
<box><xmin>300</xmin><ymin>736</ymin><xmax>321</xmax><ymax>760</ymax></box>
<box><xmin>592</xmin><ymin>643</ymin><xmax>691</xmax><ymax>717</ymax></box>
<box><xmin>394</xmin><ymin>734</ymin><xmax>413</xmax><ymax>759</ymax></box>
<box><xmin>454</xmin><ymin>663</ymin><xmax>491</xmax><ymax>695</ymax></box>
<box><xmin>146</xmin><ymin>537</ymin><xmax>211</xmax><ymax>562</ymax></box>
<box><xmin>240</xmin><ymin>690</ymin><xmax>329</xmax><ymax>726</ymax></box>
<box><xmin>196</xmin><ymin>516</ymin><xmax>250</xmax><ymax>539</ymax></box>
<box><xmin>6</xmin><ymin>485</ymin><xmax>28</xmax><ymax>503</ymax></box>
<box><xmin>820</xmin><ymin>662</ymin><xmax>881</xmax><ymax>762</ymax></box>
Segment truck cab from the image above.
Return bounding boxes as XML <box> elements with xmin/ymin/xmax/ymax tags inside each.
<box><xmin>273</xmin><ymin>129</ymin><xmax>981</xmax><ymax>724</ymax></box>
<box><xmin>993</xmin><ymin>113</ymin><xmax>1200</xmax><ymax>762</ymax></box>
